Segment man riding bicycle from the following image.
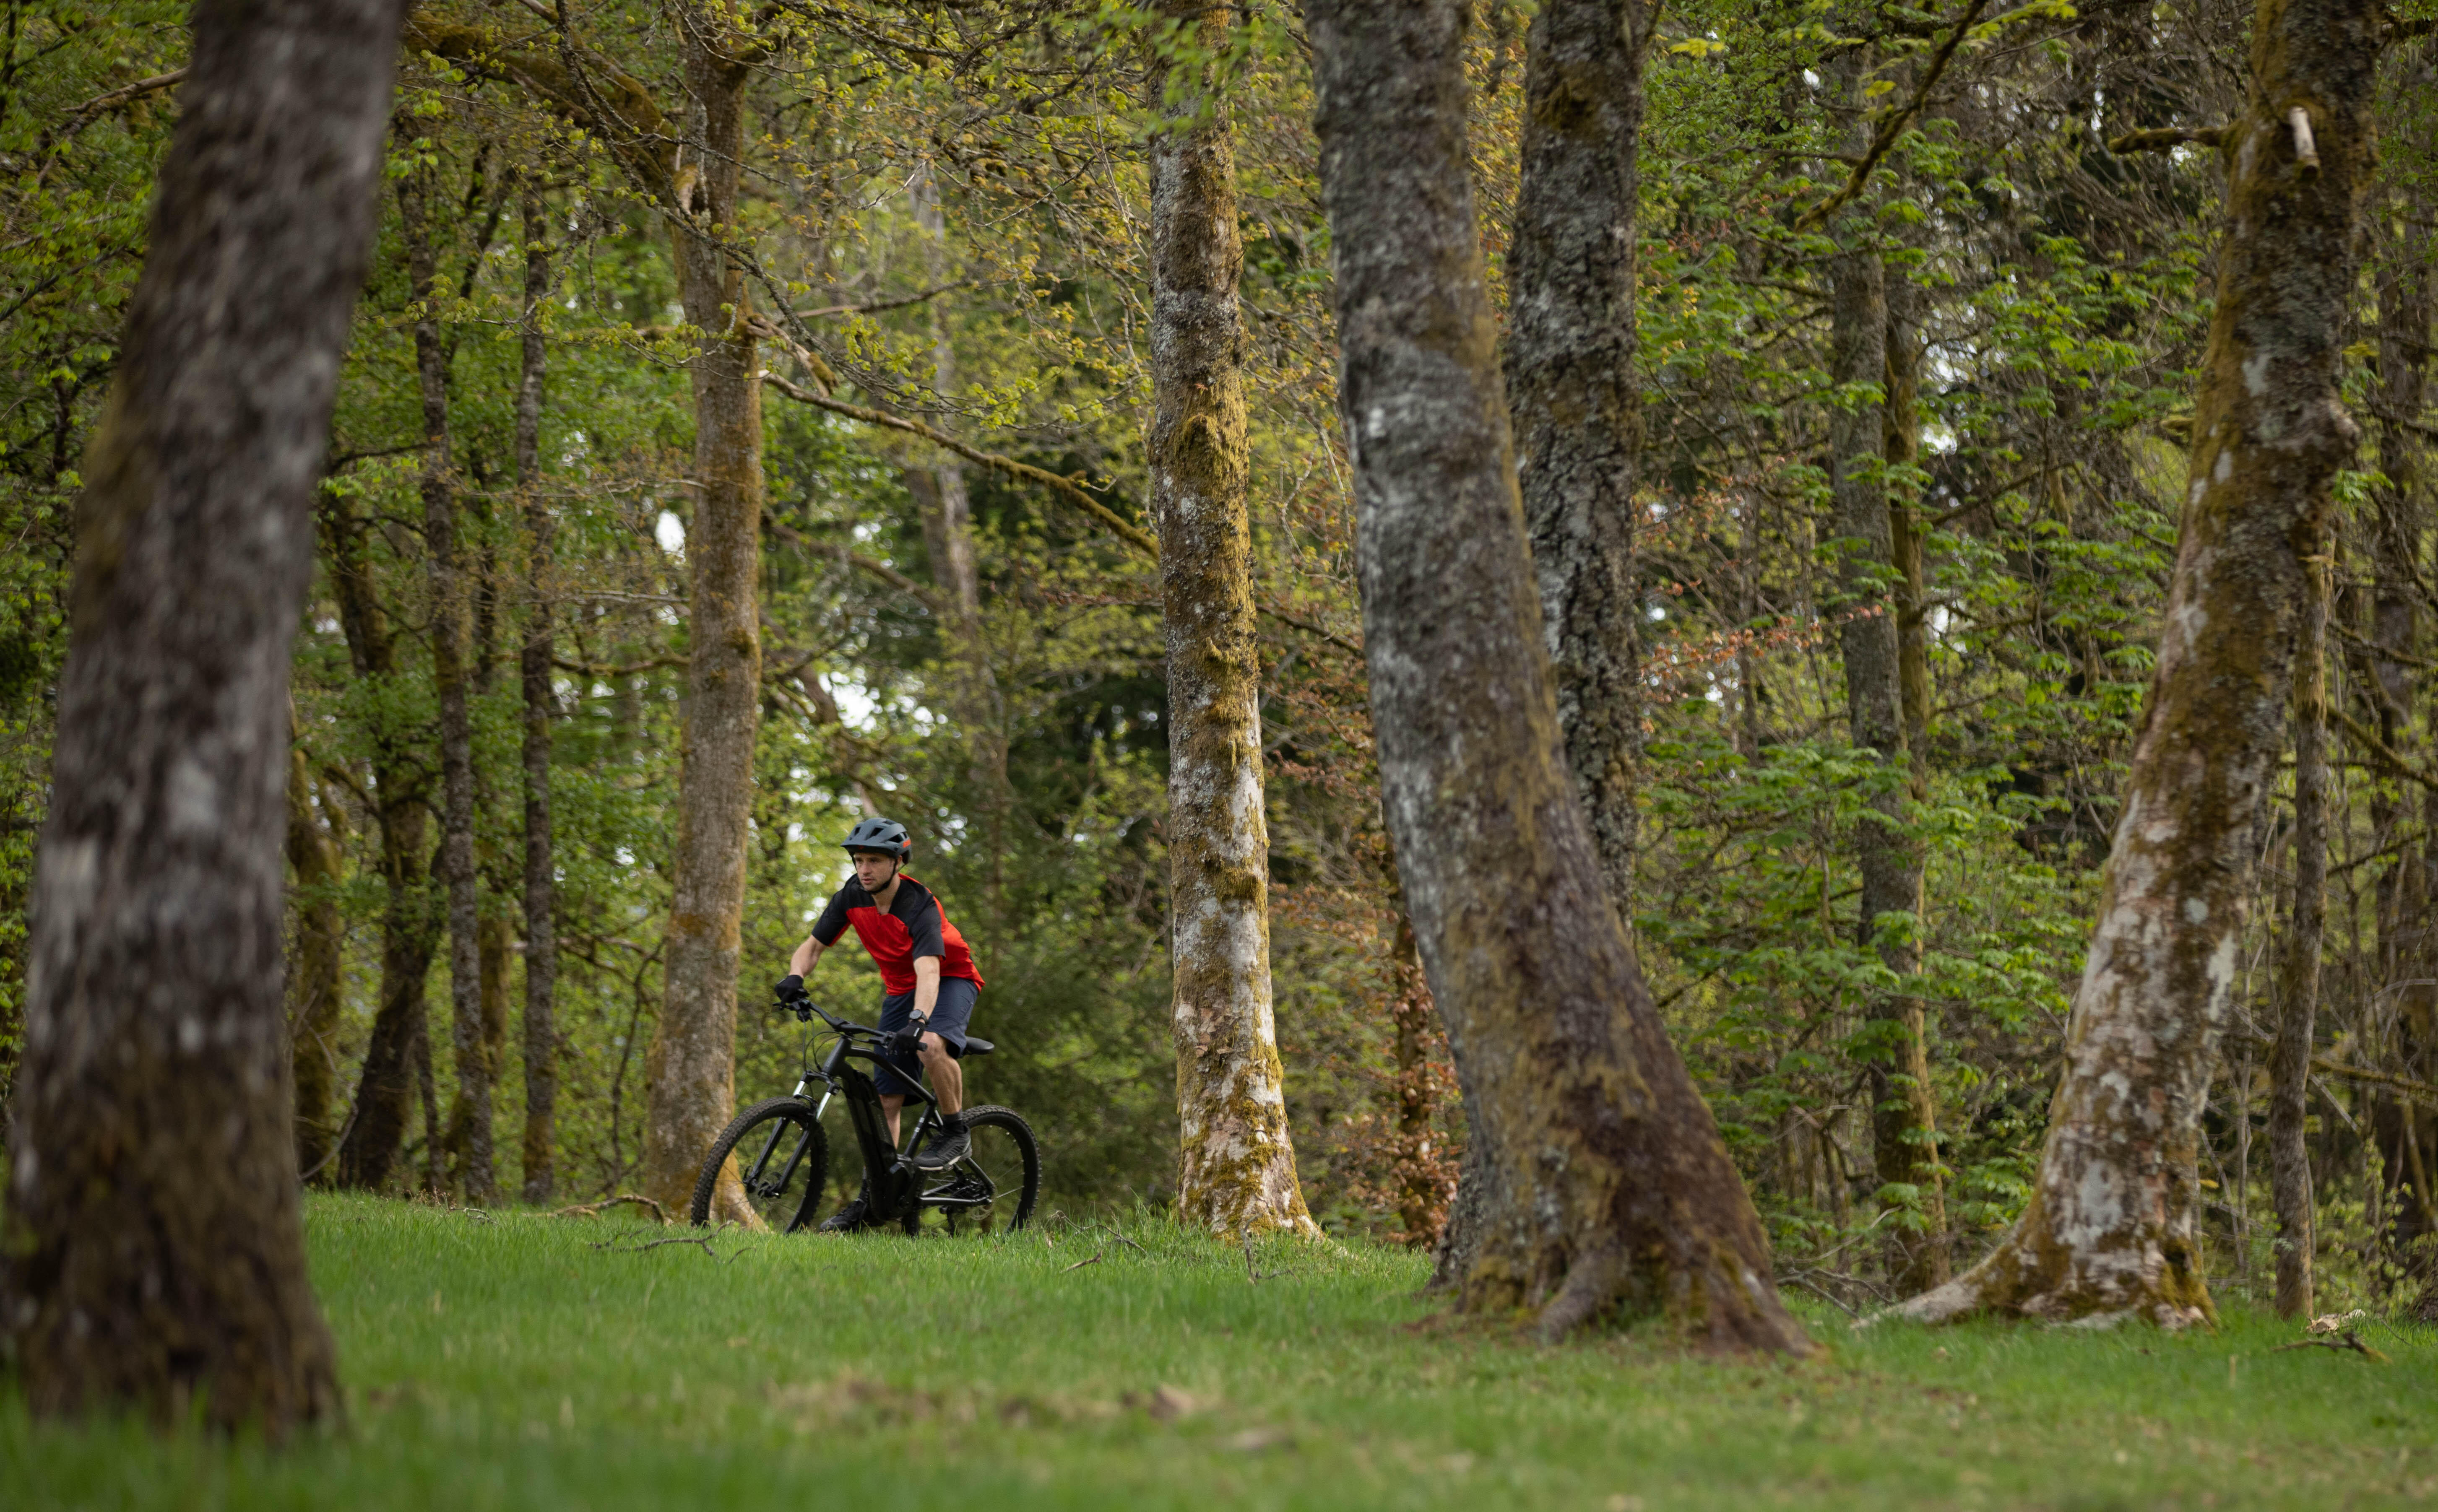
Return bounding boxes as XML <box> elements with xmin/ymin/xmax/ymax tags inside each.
<box><xmin>775</xmin><ymin>816</ymin><xmax>984</xmax><ymax>1231</ymax></box>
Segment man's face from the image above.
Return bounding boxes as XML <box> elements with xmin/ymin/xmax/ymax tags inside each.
<box><xmin>850</xmin><ymin>848</ymin><xmax>899</xmax><ymax>891</ymax></box>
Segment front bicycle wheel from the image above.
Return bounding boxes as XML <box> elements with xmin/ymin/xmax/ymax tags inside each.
<box><xmin>692</xmin><ymin>1096</ymin><xmax>828</xmax><ymax>1231</ymax></box>
<box><xmin>904</xmin><ymin>1104</ymin><xmax>1039</xmax><ymax>1236</ymax></box>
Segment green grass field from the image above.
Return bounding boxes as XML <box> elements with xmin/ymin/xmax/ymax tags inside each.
<box><xmin>4</xmin><ymin>1193</ymin><xmax>2433</xmax><ymax>1510</ymax></box>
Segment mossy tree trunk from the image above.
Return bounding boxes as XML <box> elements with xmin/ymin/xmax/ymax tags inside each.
<box><xmin>0</xmin><ymin>0</ymin><xmax>402</xmax><ymax>1429</ymax></box>
<box><xmin>1307</xmin><ymin>0</ymin><xmax>1808</xmax><ymax>1352</ymax></box>
<box><xmin>1897</xmin><ymin>0</ymin><xmax>2376</xmax><ymax>1325</ymax></box>
<box><xmin>1151</xmin><ymin>0</ymin><xmax>1316</xmax><ymax>1238</ymax></box>
<box><xmin>641</xmin><ymin>13</ymin><xmax>765</xmax><ymax>1223</ymax></box>
<box><xmin>516</xmin><ymin>188</ymin><xmax>559</xmax><ymax>1205</ymax></box>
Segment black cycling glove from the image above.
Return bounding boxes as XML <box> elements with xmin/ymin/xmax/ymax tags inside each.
<box><xmin>888</xmin><ymin>1022</ymin><xmax>926</xmax><ymax>1063</ymax></box>
<box><xmin>774</xmin><ymin>973</ymin><xmax>807</xmax><ymax>1004</ymax></box>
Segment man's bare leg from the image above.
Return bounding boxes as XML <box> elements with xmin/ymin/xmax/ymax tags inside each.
<box><xmin>918</xmin><ymin>1032</ymin><xmax>964</xmax><ymax>1115</ymax></box>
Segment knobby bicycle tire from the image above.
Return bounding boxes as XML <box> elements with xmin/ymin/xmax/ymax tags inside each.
<box><xmin>692</xmin><ymin>1096</ymin><xmax>828</xmax><ymax>1231</ymax></box>
<box><xmin>903</xmin><ymin>1104</ymin><xmax>1041</xmax><ymax>1236</ymax></box>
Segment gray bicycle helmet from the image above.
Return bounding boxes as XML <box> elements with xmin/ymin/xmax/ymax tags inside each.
<box><xmin>842</xmin><ymin>816</ymin><xmax>912</xmax><ymax>863</ymax></box>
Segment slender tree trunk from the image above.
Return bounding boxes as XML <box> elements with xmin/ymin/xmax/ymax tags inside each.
<box><xmin>0</xmin><ymin>0</ymin><xmax>402</xmax><ymax>1430</ymax></box>
<box><xmin>1822</xmin><ymin>47</ymin><xmax>1945</xmax><ymax>1294</ymax></box>
<box><xmin>1150</xmin><ymin>0</ymin><xmax>1316</xmax><ymax>1238</ymax></box>
<box><xmin>403</xmin><ymin>170</ymin><xmax>494</xmax><ymax>1204</ymax></box>
<box><xmin>641</xmin><ymin>17</ymin><xmax>764</xmax><ymax>1221</ymax></box>
<box><xmin>516</xmin><ymin>189</ymin><xmax>558</xmax><ymax>1205</ymax></box>
<box><xmin>2271</xmin><ymin>546</ymin><xmax>2329</xmax><ymax>1317</ymax></box>
<box><xmin>285</xmin><ymin>741</ymin><xmax>346</xmax><ymax>1180</ymax></box>
<box><xmin>1306</xmin><ymin>0</ymin><xmax>1809</xmax><ymax>1352</ymax></box>
<box><xmin>1505</xmin><ymin>0</ymin><xmax>1652</xmax><ymax>922</ymax></box>
<box><xmin>1897</xmin><ymin>0</ymin><xmax>2375</xmax><ymax>1325</ymax></box>
<box><xmin>1886</xmin><ymin>279</ymin><xmax>1933</xmax><ymax>789</ymax></box>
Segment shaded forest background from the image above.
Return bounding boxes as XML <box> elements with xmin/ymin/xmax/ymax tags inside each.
<box><xmin>3</xmin><ymin>0</ymin><xmax>2435</xmax><ymax>1313</ymax></box>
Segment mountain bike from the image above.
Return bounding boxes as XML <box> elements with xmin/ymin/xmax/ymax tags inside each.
<box><xmin>689</xmin><ymin>989</ymin><xmax>1040</xmax><ymax>1235</ymax></box>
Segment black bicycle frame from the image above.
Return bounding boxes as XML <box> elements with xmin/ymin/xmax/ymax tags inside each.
<box><xmin>791</xmin><ymin>1026</ymin><xmax>941</xmax><ymax>1221</ymax></box>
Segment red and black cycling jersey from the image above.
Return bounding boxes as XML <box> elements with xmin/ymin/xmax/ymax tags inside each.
<box><xmin>809</xmin><ymin>873</ymin><xmax>983</xmax><ymax>995</ymax></box>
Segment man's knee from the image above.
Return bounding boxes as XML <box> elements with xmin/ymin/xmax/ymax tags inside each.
<box><xmin>918</xmin><ymin>1031</ymin><xmax>949</xmax><ymax>1062</ymax></box>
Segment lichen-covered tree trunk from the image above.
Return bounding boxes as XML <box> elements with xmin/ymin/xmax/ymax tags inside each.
<box><xmin>1307</xmin><ymin>0</ymin><xmax>1808</xmax><ymax>1352</ymax></box>
<box><xmin>1504</xmin><ymin>0</ymin><xmax>1653</xmax><ymax>920</ymax></box>
<box><xmin>516</xmin><ymin>189</ymin><xmax>559</xmax><ymax>1205</ymax></box>
<box><xmin>285</xmin><ymin>741</ymin><xmax>346</xmax><ymax>1180</ymax></box>
<box><xmin>641</xmin><ymin>20</ymin><xmax>763</xmax><ymax>1222</ymax></box>
<box><xmin>2270</xmin><ymin>546</ymin><xmax>2328</xmax><ymax>1318</ymax></box>
<box><xmin>1897</xmin><ymin>0</ymin><xmax>2375</xmax><ymax>1325</ymax></box>
<box><xmin>1151</xmin><ymin>0</ymin><xmax>1316</xmax><ymax>1238</ymax></box>
<box><xmin>0</xmin><ymin>0</ymin><xmax>402</xmax><ymax>1430</ymax></box>
<box><xmin>1823</xmin><ymin>51</ymin><xmax>1946</xmax><ymax>1295</ymax></box>
<box><xmin>403</xmin><ymin>169</ymin><xmax>494</xmax><ymax>1205</ymax></box>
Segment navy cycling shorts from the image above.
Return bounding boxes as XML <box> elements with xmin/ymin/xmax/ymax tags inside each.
<box><xmin>872</xmin><ymin>975</ymin><xmax>978</xmax><ymax>1098</ymax></box>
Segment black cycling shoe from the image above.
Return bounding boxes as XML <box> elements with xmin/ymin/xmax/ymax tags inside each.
<box><xmin>912</xmin><ymin>1113</ymin><xmax>971</xmax><ymax>1172</ymax></box>
<box><xmin>817</xmin><ymin>1187</ymin><xmax>875</xmax><ymax>1232</ymax></box>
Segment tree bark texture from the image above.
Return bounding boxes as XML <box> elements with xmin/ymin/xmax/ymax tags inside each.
<box><xmin>641</xmin><ymin>17</ymin><xmax>763</xmax><ymax>1221</ymax></box>
<box><xmin>1306</xmin><ymin>0</ymin><xmax>1809</xmax><ymax>1352</ymax></box>
<box><xmin>1151</xmin><ymin>1</ymin><xmax>1316</xmax><ymax>1237</ymax></box>
<box><xmin>1897</xmin><ymin>0</ymin><xmax>2374</xmax><ymax>1325</ymax></box>
<box><xmin>2271</xmin><ymin>547</ymin><xmax>2328</xmax><ymax>1318</ymax></box>
<box><xmin>1824</xmin><ymin>48</ymin><xmax>1945</xmax><ymax>1294</ymax></box>
<box><xmin>285</xmin><ymin>741</ymin><xmax>346</xmax><ymax>1180</ymax></box>
<box><xmin>1505</xmin><ymin>0</ymin><xmax>1652</xmax><ymax>923</ymax></box>
<box><xmin>0</xmin><ymin>0</ymin><xmax>403</xmax><ymax>1430</ymax></box>
<box><xmin>517</xmin><ymin>191</ymin><xmax>559</xmax><ymax>1205</ymax></box>
<box><xmin>403</xmin><ymin>171</ymin><xmax>494</xmax><ymax>1205</ymax></box>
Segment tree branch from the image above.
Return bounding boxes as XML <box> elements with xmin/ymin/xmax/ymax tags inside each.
<box><xmin>761</xmin><ymin>373</ymin><xmax>1158</xmax><ymax>557</ymax></box>
<box><xmin>1793</xmin><ymin>0</ymin><xmax>1995</xmax><ymax>234</ymax></box>
<box><xmin>2108</xmin><ymin>125</ymin><xmax>2228</xmax><ymax>155</ymax></box>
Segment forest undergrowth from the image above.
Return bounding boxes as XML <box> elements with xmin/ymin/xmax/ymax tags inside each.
<box><xmin>3</xmin><ymin>1194</ymin><xmax>2431</xmax><ymax>1511</ymax></box>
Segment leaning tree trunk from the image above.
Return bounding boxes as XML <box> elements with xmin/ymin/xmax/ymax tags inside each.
<box><xmin>323</xmin><ymin>489</ymin><xmax>440</xmax><ymax>1192</ymax></box>
<box><xmin>1505</xmin><ymin>0</ymin><xmax>1653</xmax><ymax>922</ymax></box>
<box><xmin>1823</xmin><ymin>48</ymin><xmax>1945</xmax><ymax>1294</ymax></box>
<box><xmin>0</xmin><ymin>0</ymin><xmax>403</xmax><ymax>1430</ymax></box>
<box><xmin>516</xmin><ymin>187</ymin><xmax>559</xmax><ymax>1205</ymax></box>
<box><xmin>641</xmin><ymin>16</ymin><xmax>763</xmax><ymax>1222</ymax></box>
<box><xmin>285</xmin><ymin>741</ymin><xmax>346</xmax><ymax>1180</ymax></box>
<box><xmin>2270</xmin><ymin>544</ymin><xmax>2329</xmax><ymax>1317</ymax></box>
<box><xmin>403</xmin><ymin>167</ymin><xmax>494</xmax><ymax>1205</ymax></box>
<box><xmin>1150</xmin><ymin>0</ymin><xmax>1317</xmax><ymax>1239</ymax></box>
<box><xmin>2368</xmin><ymin>146</ymin><xmax>2437</xmax><ymax>1303</ymax></box>
<box><xmin>1897</xmin><ymin>0</ymin><xmax>2376</xmax><ymax>1325</ymax></box>
<box><xmin>1306</xmin><ymin>0</ymin><xmax>1809</xmax><ymax>1352</ymax></box>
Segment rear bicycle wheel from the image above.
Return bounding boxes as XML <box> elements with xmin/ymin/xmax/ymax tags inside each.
<box><xmin>692</xmin><ymin>1096</ymin><xmax>828</xmax><ymax>1231</ymax></box>
<box><xmin>904</xmin><ymin>1105</ymin><xmax>1040</xmax><ymax>1236</ymax></box>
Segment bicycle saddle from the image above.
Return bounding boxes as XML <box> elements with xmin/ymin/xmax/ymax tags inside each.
<box><xmin>963</xmin><ymin>1037</ymin><xmax>994</xmax><ymax>1056</ymax></box>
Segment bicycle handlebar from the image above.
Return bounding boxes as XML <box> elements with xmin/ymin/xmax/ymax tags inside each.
<box><xmin>775</xmin><ymin>987</ymin><xmax>926</xmax><ymax>1055</ymax></box>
